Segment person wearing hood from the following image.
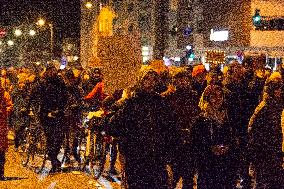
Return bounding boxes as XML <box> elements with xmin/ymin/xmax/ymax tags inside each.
<box><xmin>36</xmin><ymin>64</ymin><xmax>68</xmax><ymax>173</ymax></box>
<box><xmin>191</xmin><ymin>85</ymin><xmax>237</xmax><ymax>188</ymax></box>
<box><xmin>107</xmin><ymin>69</ymin><xmax>177</xmax><ymax>188</ymax></box>
<box><xmin>248</xmin><ymin>72</ymin><xmax>284</xmax><ymax>188</ymax></box>
<box><xmin>165</xmin><ymin>69</ymin><xmax>200</xmax><ymax>189</ymax></box>
<box><xmin>83</xmin><ymin>67</ymin><xmax>107</xmax><ymax>111</ymax></box>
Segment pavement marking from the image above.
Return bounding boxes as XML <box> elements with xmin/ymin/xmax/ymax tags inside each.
<box><xmin>47</xmin><ymin>181</ymin><xmax>57</xmax><ymax>189</ymax></box>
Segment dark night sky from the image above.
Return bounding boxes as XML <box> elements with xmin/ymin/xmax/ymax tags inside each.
<box><xmin>0</xmin><ymin>0</ymin><xmax>81</xmax><ymax>39</ymax></box>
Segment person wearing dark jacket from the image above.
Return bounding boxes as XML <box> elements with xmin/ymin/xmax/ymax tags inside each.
<box><xmin>108</xmin><ymin>69</ymin><xmax>177</xmax><ymax>188</ymax></box>
<box><xmin>63</xmin><ymin>70</ymin><xmax>83</xmax><ymax>164</ymax></box>
<box><xmin>222</xmin><ymin>61</ymin><xmax>252</xmax><ymax>188</ymax></box>
<box><xmin>248</xmin><ymin>72</ymin><xmax>284</xmax><ymax>188</ymax></box>
<box><xmin>36</xmin><ymin>64</ymin><xmax>68</xmax><ymax>173</ymax></box>
<box><xmin>192</xmin><ymin>85</ymin><xmax>237</xmax><ymax>188</ymax></box>
<box><xmin>165</xmin><ymin>70</ymin><xmax>200</xmax><ymax>189</ymax></box>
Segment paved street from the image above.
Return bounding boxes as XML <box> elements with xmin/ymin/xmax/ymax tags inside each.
<box><xmin>0</xmin><ymin>131</ymin><xmax>122</xmax><ymax>189</ymax></box>
<box><xmin>0</xmin><ymin>131</ymin><xmax>246</xmax><ymax>189</ymax></box>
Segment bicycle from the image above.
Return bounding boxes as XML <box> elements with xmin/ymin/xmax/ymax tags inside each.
<box><xmin>18</xmin><ymin>108</ymin><xmax>48</xmax><ymax>173</ymax></box>
<box><xmin>79</xmin><ymin>110</ymin><xmax>108</xmax><ymax>179</ymax></box>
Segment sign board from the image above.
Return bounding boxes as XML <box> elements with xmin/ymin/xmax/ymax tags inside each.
<box><xmin>210</xmin><ymin>29</ymin><xmax>229</xmax><ymax>41</ymax></box>
<box><xmin>205</xmin><ymin>50</ymin><xmax>225</xmax><ymax>64</ymax></box>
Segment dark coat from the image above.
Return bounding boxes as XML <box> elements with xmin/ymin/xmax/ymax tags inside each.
<box><xmin>248</xmin><ymin>99</ymin><xmax>283</xmax><ymax>187</ymax></box>
<box><xmin>248</xmin><ymin>100</ymin><xmax>283</xmax><ymax>164</ymax></box>
<box><xmin>37</xmin><ymin>76</ymin><xmax>68</xmax><ymax>127</ymax></box>
<box><xmin>223</xmin><ymin>83</ymin><xmax>249</xmax><ymax>146</ymax></box>
<box><xmin>108</xmin><ymin>91</ymin><xmax>177</xmax><ymax>188</ymax></box>
<box><xmin>191</xmin><ymin>116</ymin><xmax>237</xmax><ymax>187</ymax></box>
<box><xmin>165</xmin><ymin>89</ymin><xmax>200</xmax><ymax>161</ymax></box>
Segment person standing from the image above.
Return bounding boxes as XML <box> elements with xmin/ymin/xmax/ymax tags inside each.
<box><xmin>108</xmin><ymin>69</ymin><xmax>177</xmax><ymax>188</ymax></box>
<box><xmin>192</xmin><ymin>85</ymin><xmax>237</xmax><ymax>188</ymax></box>
<box><xmin>63</xmin><ymin>70</ymin><xmax>83</xmax><ymax>164</ymax></box>
<box><xmin>165</xmin><ymin>70</ymin><xmax>200</xmax><ymax>189</ymax></box>
<box><xmin>36</xmin><ymin>64</ymin><xmax>68</xmax><ymax>173</ymax></box>
<box><xmin>0</xmin><ymin>85</ymin><xmax>13</xmax><ymax>180</ymax></box>
<box><xmin>248</xmin><ymin>72</ymin><xmax>284</xmax><ymax>188</ymax></box>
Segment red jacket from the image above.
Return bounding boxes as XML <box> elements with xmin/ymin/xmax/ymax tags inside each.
<box><xmin>0</xmin><ymin>90</ymin><xmax>13</xmax><ymax>152</ymax></box>
<box><xmin>84</xmin><ymin>81</ymin><xmax>108</xmax><ymax>102</ymax></box>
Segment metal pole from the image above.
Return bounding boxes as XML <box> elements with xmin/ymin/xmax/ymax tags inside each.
<box><xmin>49</xmin><ymin>23</ymin><xmax>54</xmax><ymax>59</ymax></box>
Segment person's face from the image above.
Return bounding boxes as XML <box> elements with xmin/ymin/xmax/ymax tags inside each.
<box><xmin>93</xmin><ymin>72</ymin><xmax>102</xmax><ymax>80</ymax></box>
<box><xmin>196</xmin><ymin>72</ymin><xmax>206</xmax><ymax>83</ymax></box>
<box><xmin>141</xmin><ymin>73</ymin><xmax>160</xmax><ymax>93</ymax></box>
<box><xmin>209</xmin><ymin>90</ymin><xmax>224</xmax><ymax>109</ymax></box>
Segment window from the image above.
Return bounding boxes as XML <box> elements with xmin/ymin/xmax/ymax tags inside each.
<box><xmin>128</xmin><ymin>3</ymin><xmax>134</xmax><ymax>12</ymax></box>
<box><xmin>138</xmin><ymin>14</ymin><xmax>150</xmax><ymax>31</ymax></box>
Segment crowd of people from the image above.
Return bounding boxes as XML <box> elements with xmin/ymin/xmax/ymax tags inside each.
<box><xmin>0</xmin><ymin>56</ymin><xmax>282</xmax><ymax>188</ymax></box>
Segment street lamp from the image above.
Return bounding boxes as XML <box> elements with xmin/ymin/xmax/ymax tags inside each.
<box><xmin>85</xmin><ymin>2</ymin><xmax>93</xmax><ymax>9</ymax></box>
<box><xmin>37</xmin><ymin>18</ymin><xmax>54</xmax><ymax>58</ymax></box>
<box><xmin>7</xmin><ymin>40</ymin><xmax>14</xmax><ymax>46</ymax></box>
<box><xmin>29</xmin><ymin>29</ymin><xmax>36</xmax><ymax>36</ymax></box>
<box><xmin>37</xmin><ymin>19</ymin><xmax>45</xmax><ymax>26</ymax></box>
<box><xmin>14</xmin><ymin>29</ymin><xmax>22</xmax><ymax>37</ymax></box>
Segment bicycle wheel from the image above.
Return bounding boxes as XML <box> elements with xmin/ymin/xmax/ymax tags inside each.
<box><xmin>21</xmin><ymin>126</ymin><xmax>47</xmax><ymax>172</ymax></box>
<box><xmin>19</xmin><ymin>128</ymin><xmax>32</xmax><ymax>167</ymax></box>
<box><xmin>90</xmin><ymin>133</ymin><xmax>107</xmax><ymax>179</ymax></box>
<box><xmin>77</xmin><ymin>130</ymin><xmax>87</xmax><ymax>166</ymax></box>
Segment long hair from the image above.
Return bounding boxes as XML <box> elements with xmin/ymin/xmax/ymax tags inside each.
<box><xmin>199</xmin><ymin>85</ymin><xmax>227</xmax><ymax>124</ymax></box>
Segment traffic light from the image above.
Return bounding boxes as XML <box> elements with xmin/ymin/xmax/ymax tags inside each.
<box><xmin>186</xmin><ymin>49</ymin><xmax>195</xmax><ymax>59</ymax></box>
<box><xmin>253</xmin><ymin>9</ymin><xmax>261</xmax><ymax>26</ymax></box>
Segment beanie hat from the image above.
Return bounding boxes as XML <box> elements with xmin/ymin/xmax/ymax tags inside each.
<box><xmin>192</xmin><ymin>64</ymin><xmax>206</xmax><ymax>77</ymax></box>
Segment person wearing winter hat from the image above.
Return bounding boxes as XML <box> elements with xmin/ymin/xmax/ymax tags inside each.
<box><xmin>107</xmin><ymin>69</ymin><xmax>178</xmax><ymax>188</ymax></box>
<box><xmin>248</xmin><ymin>72</ymin><xmax>284</xmax><ymax>188</ymax></box>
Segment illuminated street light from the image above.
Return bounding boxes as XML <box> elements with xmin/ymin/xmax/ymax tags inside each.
<box><xmin>29</xmin><ymin>29</ymin><xmax>36</xmax><ymax>36</ymax></box>
<box><xmin>73</xmin><ymin>56</ymin><xmax>79</xmax><ymax>61</ymax></box>
<box><xmin>85</xmin><ymin>2</ymin><xmax>93</xmax><ymax>9</ymax></box>
<box><xmin>37</xmin><ymin>18</ymin><xmax>46</xmax><ymax>26</ymax></box>
<box><xmin>37</xmin><ymin>18</ymin><xmax>54</xmax><ymax>57</ymax></box>
<box><xmin>7</xmin><ymin>40</ymin><xmax>14</xmax><ymax>46</ymax></box>
<box><xmin>14</xmin><ymin>29</ymin><xmax>22</xmax><ymax>36</ymax></box>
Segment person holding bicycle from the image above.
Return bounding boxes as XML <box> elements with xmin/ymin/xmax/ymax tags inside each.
<box><xmin>36</xmin><ymin>64</ymin><xmax>68</xmax><ymax>173</ymax></box>
<box><xmin>63</xmin><ymin>70</ymin><xmax>84</xmax><ymax>164</ymax></box>
<box><xmin>83</xmin><ymin>67</ymin><xmax>107</xmax><ymax>112</ymax></box>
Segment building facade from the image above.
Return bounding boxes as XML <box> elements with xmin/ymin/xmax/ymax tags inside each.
<box><xmin>199</xmin><ymin>0</ymin><xmax>284</xmax><ymax>68</ymax></box>
<box><xmin>81</xmin><ymin>0</ymin><xmax>284</xmax><ymax>68</ymax></box>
